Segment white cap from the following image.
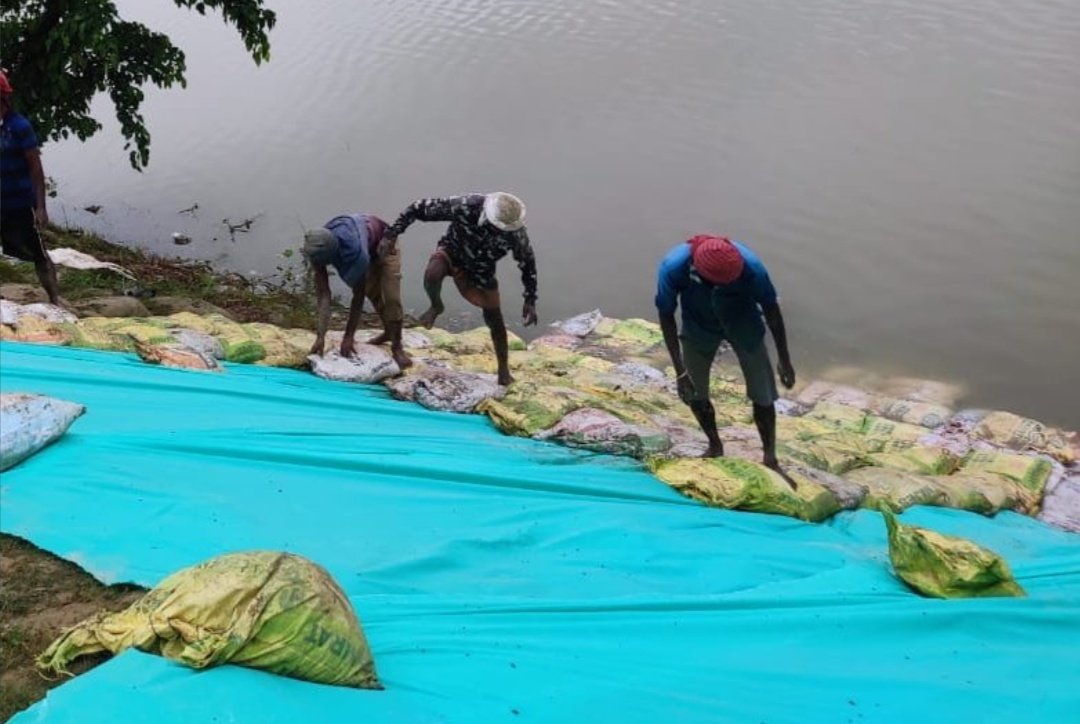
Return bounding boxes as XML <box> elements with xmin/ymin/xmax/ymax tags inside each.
<box><xmin>480</xmin><ymin>192</ymin><xmax>526</xmax><ymax>232</ymax></box>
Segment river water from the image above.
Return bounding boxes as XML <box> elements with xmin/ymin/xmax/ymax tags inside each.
<box><xmin>42</xmin><ymin>0</ymin><xmax>1080</xmax><ymax>426</ymax></box>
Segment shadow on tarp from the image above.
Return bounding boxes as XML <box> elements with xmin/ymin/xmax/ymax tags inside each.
<box><xmin>2</xmin><ymin>342</ymin><xmax>1079</xmax><ymax>724</ymax></box>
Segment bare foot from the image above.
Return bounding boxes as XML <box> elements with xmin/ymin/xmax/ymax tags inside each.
<box><xmin>765</xmin><ymin>457</ymin><xmax>798</xmax><ymax>489</ymax></box>
<box><xmin>497</xmin><ymin>370</ymin><xmax>514</xmax><ymax>386</ymax></box>
<box><xmin>419</xmin><ymin>305</ymin><xmax>443</xmax><ymax>329</ymax></box>
<box><xmin>368</xmin><ymin>331</ymin><xmax>389</xmax><ymax>346</ymax></box>
<box><xmin>392</xmin><ymin>347</ymin><xmax>413</xmax><ymax>370</ymax></box>
<box><xmin>703</xmin><ymin>445</ymin><xmax>725</xmax><ymax>458</ymax></box>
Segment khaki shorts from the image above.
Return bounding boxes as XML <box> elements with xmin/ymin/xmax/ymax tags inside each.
<box><xmin>431</xmin><ymin>249</ymin><xmax>501</xmax><ymax>310</ymax></box>
<box><xmin>364</xmin><ymin>245</ymin><xmax>404</xmax><ymax>323</ymax></box>
<box><xmin>682</xmin><ymin>334</ymin><xmax>778</xmax><ymax>407</ymax></box>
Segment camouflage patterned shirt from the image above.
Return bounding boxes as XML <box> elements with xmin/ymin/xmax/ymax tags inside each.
<box><xmin>386</xmin><ymin>194</ymin><xmax>538</xmax><ymax>304</ymax></box>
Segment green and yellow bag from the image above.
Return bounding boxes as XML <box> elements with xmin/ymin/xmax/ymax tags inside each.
<box><xmin>37</xmin><ymin>551</ymin><xmax>380</xmax><ymax>689</ymax></box>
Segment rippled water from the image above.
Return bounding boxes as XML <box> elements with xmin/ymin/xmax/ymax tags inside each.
<box><xmin>43</xmin><ymin>0</ymin><xmax>1080</xmax><ymax>425</ymax></box>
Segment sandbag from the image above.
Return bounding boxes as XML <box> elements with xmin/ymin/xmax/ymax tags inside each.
<box><xmin>934</xmin><ymin>472</ymin><xmax>1035</xmax><ymax>516</ymax></box>
<box><xmin>169</xmin><ymin>328</ymin><xmax>226</xmax><ymax>360</ymax></box>
<box><xmin>804</xmin><ymin>401</ymin><xmax>868</xmax><ymax>431</ymax></box>
<box><xmin>779</xmin><ymin>429</ymin><xmax>872</xmax><ymax>475</ymax></box>
<box><xmin>557</xmin><ymin>309</ymin><xmax>602</xmax><ymax>337</ymax></box>
<box><xmin>648</xmin><ymin>456</ymin><xmax>843</xmax><ymax>523</ymax></box>
<box><xmin>875</xmin><ymin>398</ymin><xmax>951</xmax><ymax>429</ymax></box>
<box><xmin>55</xmin><ymin>322</ymin><xmax>131</xmax><ymax>352</ymax></box>
<box><xmin>477</xmin><ymin>383</ymin><xmax>592</xmax><ymax>437</ymax></box>
<box><xmin>877</xmin><ymin>376</ymin><xmax>964</xmax><ymax>407</ymax></box>
<box><xmin>36</xmin><ymin>551</ymin><xmax>380</xmax><ymax>688</ymax></box>
<box><xmin>79</xmin><ymin>317</ymin><xmax>176</xmax><ymax>346</ymax></box>
<box><xmin>309</xmin><ymin>347</ymin><xmax>400</xmax><ymax>384</ymax></box>
<box><xmin>528</xmin><ymin>333</ymin><xmax>581</xmax><ymax>351</ymax></box>
<box><xmin>861</xmin><ymin>416</ymin><xmax>931</xmax><ymax>449</ymax></box>
<box><xmin>0</xmin><ymin>393</ymin><xmax>85</xmax><ymax>472</ymax></box>
<box><xmin>844</xmin><ymin>467</ymin><xmax>948</xmax><ymax>513</ymax></box>
<box><xmin>793</xmin><ymin>380</ymin><xmax>878</xmax><ymax>410</ymax></box>
<box><xmin>958</xmin><ymin>450</ymin><xmax>1054</xmax><ymax>497</ymax></box>
<box><xmin>162</xmin><ymin>313</ymin><xmax>265</xmax><ymax>364</ymax></box>
<box><xmin>972</xmin><ymin>411</ymin><xmax>1076</xmax><ymax>464</ymax></box>
<box><xmin>241</xmin><ymin>322</ymin><xmax>311</xmax><ymax>368</ymax></box>
<box><xmin>1038</xmin><ymin>471</ymin><xmax>1080</xmax><ymax>533</ymax></box>
<box><xmin>536</xmin><ymin>408</ymin><xmax>671</xmax><ymax>458</ymax></box>
<box><xmin>882</xmin><ymin>510</ymin><xmax>1025</xmax><ymax>599</ymax></box>
<box><xmin>784</xmin><ymin>464</ymin><xmax>867</xmax><ymax>510</ymax></box>
<box><xmin>0</xmin><ymin>299</ymin><xmax>19</xmax><ymax>325</ymax></box>
<box><xmin>412</xmin><ymin>369</ymin><xmax>503</xmax><ymax>413</ymax></box>
<box><xmin>1</xmin><ymin>315</ymin><xmax>71</xmax><ymax>344</ymax></box>
<box><xmin>864</xmin><ymin>445</ymin><xmax>959</xmax><ymax>476</ymax></box>
<box><xmin>132</xmin><ymin>338</ymin><xmax>222</xmax><ymax>372</ymax></box>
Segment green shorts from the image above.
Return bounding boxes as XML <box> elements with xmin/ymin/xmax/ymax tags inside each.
<box><xmin>681</xmin><ymin>334</ymin><xmax>778</xmax><ymax>407</ymax></box>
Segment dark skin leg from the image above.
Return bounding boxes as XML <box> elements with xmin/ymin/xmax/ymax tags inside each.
<box><xmin>418</xmin><ymin>255</ymin><xmax>449</xmax><ymax>329</ymax></box>
<box><xmin>36</xmin><ymin>256</ymin><xmax>60</xmax><ymax>305</ymax></box>
<box><xmin>483</xmin><ymin>306</ymin><xmax>514</xmax><ymax>386</ymax></box>
<box><xmin>754</xmin><ymin>402</ymin><xmax>778</xmax><ymax>468</ymax></box>
<box><xmin>754</xmin><ymin>402</ymin><xmax>796</xmax><ymax>488</ymax></box>
<box><xmin>690</xmin><ymin>399</ymin><xmax>724</xmax><ymax>457</ymax></box>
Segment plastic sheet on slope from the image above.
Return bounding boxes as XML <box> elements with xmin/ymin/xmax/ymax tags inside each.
<box><xmin>1</xmin><ymin>342</ymin><xmax>1079</xmax><ymax>724</ymax></box>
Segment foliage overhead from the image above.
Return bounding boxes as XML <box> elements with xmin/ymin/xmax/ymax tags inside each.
<box><xmin>0</xmin><ymin>0</ymin><xmax>276</xmax><ymax>169</ymax></box>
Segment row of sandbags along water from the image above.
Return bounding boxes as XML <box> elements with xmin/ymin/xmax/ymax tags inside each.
<box><xmin>2</xmin><ymin>299</ymin><xmax>1078</xmax><ymax>532</ymax></box>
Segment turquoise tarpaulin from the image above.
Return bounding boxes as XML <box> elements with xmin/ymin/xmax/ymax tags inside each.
<box><xmin>1</xmin><ymin>341</ymin><xmax>1078</xmax><ymax>723</ymax></box>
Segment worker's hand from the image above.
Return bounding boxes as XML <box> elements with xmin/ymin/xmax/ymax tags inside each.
<box><xmin>676</xmin><ymin>371</ymin><xmax>696</xmax><ymax>404</ymax></box>
<box><xmin>376</xmin><ymin>234</ymin><xmax>396</xmax><ymax>258</ymax></box>
<box><xmin>309</xmin><ymin>336</ymin><xmax>326</xmax><ymax>357</ymax></box>
<box><xmin>522</xmin><ymin>302</ymin><xmax>538</xmax><ymax>327</ymax></box>
<box><xmin>340</xmin><ymin>335</ymin><xmax>357</xmax><ymax>359</ymax></box>
<box><xmin>777</xmin><ymin>358</ymin><xmax>796</xmax><ymax>389</ymax></box>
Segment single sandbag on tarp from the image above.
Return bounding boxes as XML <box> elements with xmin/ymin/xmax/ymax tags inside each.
<box><xmin>536</xmin><ymin>408</ymin><xmax>671</xmax><ymax>458</ymax></box>
<box><xmin>309</xmin><ymin>348</ymin><xmax>400</xmax><ymax>384</ymax></box>
<box><xmin>972</xmin><ymin>411</ymin><xmax>1076</xmax><ymax>464</ymax></box>
<box><xmin>37</xmin><ymin>551</ymin><xmax>381</xmax><ymax>689</ymax></box>
<box><xmin>0</xmin><ymin>393</ymin><xmax>85</xmax><ymax>471</ymax></box>
<box><xmin>882</xmin><ymin>510</ymin><xmax>1025</xmax><ymax>599</ymax></box>
<box><xmin>647</xmin><ymin>456</ymin><xmax>843</xmax><ymax>522</ymax></box>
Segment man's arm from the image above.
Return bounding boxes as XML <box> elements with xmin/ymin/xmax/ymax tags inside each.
<box><xmin>341</xmin><ymin>276</ymin><xmax>366</xmax><ymax>357</ymax></box>
<box><xmin>384</xmin><ymin>195</ymin><xmax>473</xmax><ymax>241</ymax></box>
<box><xmin>763</xmin><ymin>303</ymin><xmax>795</xmax><ymax>388</ymax></box>
<box><xmin>510</xmin><ymin>229</ymin><xmax>538</xmax><ymax>324</ymax></box>
<box><xmin>659</xmin><ymin>312</ymin><xmax>684</xmax><ymax>376</ymax></box>
<box><xmin>26</xmin><ymin>148</ymin><xmax>47</xmax><ymax>227</ymax></box>
<box><xmin>310</xmin><ymin>264</ymin><xmax>332</xmax><ymax>356</ymax></box>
